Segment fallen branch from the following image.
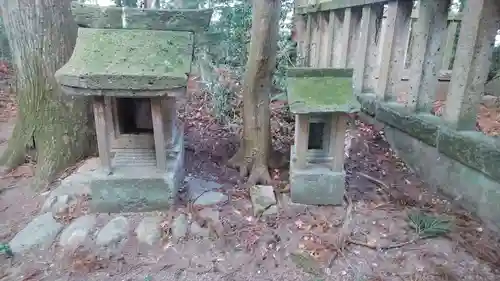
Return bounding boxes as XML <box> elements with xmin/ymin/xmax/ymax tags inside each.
<box><xmin>357</xmin><ymin>172</ymin><xmax>390</xmax><ymax>191</ymax></box>
<box><xmin>347</xmin><ymin>237</ymin><xmax>424</xmax><ymax>251</ymax></box>
<box><xmin>326</xmin><ymin>195</ymin><xmax>354</xmax><ymax>268</ymax></box>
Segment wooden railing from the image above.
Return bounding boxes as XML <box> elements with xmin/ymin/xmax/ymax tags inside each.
<box><xmin>294</xmin><ymin>0</ymin><xmax>499</xmax><ymax>130</ymax></box>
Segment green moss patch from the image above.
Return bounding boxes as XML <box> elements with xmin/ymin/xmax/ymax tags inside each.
<box><xmin>55</xmin><ymin>28</ymin><xmax>193</xmax><ymax>90</ymax></box>
<box><xmin>286</xmin><ymin>67</ymin><xmax>360</xmax><ymax>114</ymax></box>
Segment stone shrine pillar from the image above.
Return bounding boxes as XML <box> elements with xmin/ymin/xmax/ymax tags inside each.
<box><xmin>286</xmin><ymin>68</ymin><xmax>359</xmax><ymax>205</ymax></box>
<box><xmin>54</xmin><ymin>2</ymin><xmax>212</xmax><ymax>213</ymax></box>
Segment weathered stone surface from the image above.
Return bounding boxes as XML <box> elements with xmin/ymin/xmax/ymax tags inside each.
<box><xmin>190</xmin><ymin>222</ymin><xmax>210</xmax><ymax>238</ymax></box>
<box><xmin>357</xmin><ymin>93</ymin><xmax>377</xmax><ymax>116</ymax></box>
<box><xmin>195</xmin><ymin>191</ymin><xmax>228</xmax><ymax>206</ymax></box>
<box><xmin>56</xmin><ymin>28</ymin><xmax>193</xmax><ymax>91</ymax></box>
<box><xmin>42</xmin><ymin>194</ymin><xmax>73</xmax><ymax>213</ymax></box>
<box><xmin>290</xmin><ymin>147</ymin><xmax>345</xmax><ymax>206</ymax></box>
<box><xmin>90</xmin><ymin>176</ymin><xmax>174</xmax><ymax>213</ymax></box>
<box><xmin>376</xmin><ymin>102</ymin><xmax>440</xmax><ymax>147</ymax></box>
<box><xmin>96</xmin><ymin>216</ymin><xmax>129</xmax><ymax>247</ymax></box>
<box><xmin>171</xmin><ymin>214</ymin><xmax>188</xmax><ymax>242</ymax></box>
<box><xmin>278</xmin><ymin>193</ymin><xmax>308</xmax><ymax>214</ymax></box>
<box><xmin>71</xmin><ymin>2</ymin><xmax>213</xmax><ymax>32</ymax></box>
<box><xmin>76</xmin><ymin>157</ymin><xmax>100</xmax><ymax>174</ymax></box>
<box><xmin>286</xmin><ymin>67</ymin><xmax>359</xmax><ymax>114</ymax></box>
<box><xmin>9</xmin><ymin>213</ymin><xmax>63</xmax><ymax>253</ymax></box>
<box><xmin>437</xmin><ymin>129</ymin><xmax>500</xmax><ymax>182</ymax></box>
<box><xmin>198</xmin><ymin>208</ymin><xmax>220</xmax><ymax>222</ymax></box>
<box><xmin>383</xmin><ymin>125</ymin><xmax>500</xmax><ymax>231</ymax></box>
<box><xmin>250</xmin><ymin>185</ymin><xmax>278</xmax><ymax>217</ymax></box>
<box><xmin>135</xmin><ymin>216</ymin><xmax>163</xmax><ymax>246</ymax></box>
<box><xmin>50</xmin><ymin>175</ymin><xmax>92</xmax><ymax>199</ymax></box>
<box><xmin>59</xmin><ymin>215</ymin><xmax>97</xmax><ymax>248</ymax></box>
<box><xmin>186</xmin><ymin>177</ymin><xmax>222</xmax><ymax>200</ymax></box>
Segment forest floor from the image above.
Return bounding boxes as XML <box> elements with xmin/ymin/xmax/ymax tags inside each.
<box><xmin>0</xmin><ymin>72</ymin><xmax>500</xmax><ymax>281</ymax></box>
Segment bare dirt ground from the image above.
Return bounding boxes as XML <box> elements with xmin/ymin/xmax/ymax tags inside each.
<box><xmin>0</xmin><ymin>73</ymin><xmax>500</xmax><ymax>281</ymax></box>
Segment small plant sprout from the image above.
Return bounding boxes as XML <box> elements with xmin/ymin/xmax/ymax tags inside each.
<box><xmin>408</xmin><ymin>211</ymin><xmax>452</xmax><ymax>238</ymax></box>
<box><xmin>0</xmin><ymin>243</ymin><xmax>13</xmax><ymax>258</ymax></box>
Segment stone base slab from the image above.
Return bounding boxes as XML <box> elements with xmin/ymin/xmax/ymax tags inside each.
<box><xmin>89</xmin><ymin>133</ymin><xmax>184</xmax><ymax>213</ymax></box>
<box><xmin>289</xmin><ymin>146</ymin><xmax>346</xmax><ymax>206</ymax></box>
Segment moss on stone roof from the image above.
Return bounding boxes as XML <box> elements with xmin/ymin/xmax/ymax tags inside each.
<box><xmin>286</xmin><ymin>67</ymin><xmax>360</xmax><ymax>114</ymax></box>
<box><xmin>55</xmin><ymin>28</ymin><xmax>193</xmax><ymax>91</ymax></box>
<box><xmin>71</xmin><ymin>2</ymin><xmax>212</xmax><ymax>32</ymax></box>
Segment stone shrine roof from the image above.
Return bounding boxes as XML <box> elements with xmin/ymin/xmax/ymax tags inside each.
<box><xmin>70</xmin><ymin>2</ymin><xmax>212</xmax><ymax>32</ymax></box>
<box><xmin>286</xmin><ymin>68</ymin><xmax>360</xmax><ymax>114</ymax></box>
<box><xmin>55</xmin><ymin>28</ymin><xmax>193</xmax><ymax>93</ymax></box>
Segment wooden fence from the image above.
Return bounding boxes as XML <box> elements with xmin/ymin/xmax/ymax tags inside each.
<box><xmin>294</xmin><ymin>0</ymin><xmax>500</xmax><ymax>130</ymax></box>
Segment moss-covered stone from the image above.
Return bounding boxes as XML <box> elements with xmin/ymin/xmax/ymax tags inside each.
<box><xmin>55</xmin><ymin>28</ymin><xmax>193</xmax><ymax>91</ymax></box>
<box><xmin>479</xmin><ymin>184</ymin><xmax>500</xmax><ymax>227</ymax></box>
<box><xmin>295</xmin><ymin>0</ymin><xmax>388</xmax><ymax>14</ymax></box>
<box><xmin>357</xmin><ymin>93</ymin><xmax>377</xmax><ymax>116</ymax></box>
<box><xmin>437</xmin><ymin>129</ymin><xmax>500</xmax><ymax>182</ymax></box>
<box><xmin>376</xmin><ymin>102</ymin><xmax>440</xmax><ymax>147</ymax></box>
<box><xmin>286</xmin><ymin>67</ymin><xmax>359</xmax><ymax>114</ymax></box>
<box><xmin>289</xmin><ymin>146</ymin><xmax>345</xmax><ymax>206</ymax></box>
<box><xmin>71</xmin><ymin>2</ymin><xmax>212</xmax><ymax>32</ymax></box>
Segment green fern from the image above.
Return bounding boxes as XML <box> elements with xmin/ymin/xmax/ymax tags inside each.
<box><xmin>0</xmin><ymin>243</ymin><xmax>13</xmax><ymax>257</ymax></box>
<box><xmin>408</xmin><ymin>212</ymin><xmax>452</xmax><ymax>238</ymax></box>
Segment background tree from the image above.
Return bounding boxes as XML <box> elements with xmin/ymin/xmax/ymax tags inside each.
<box><xmin>0</xmin><ymin>0</ymin><xmax>94</xmax><ymax>189</ymax></box>
<box><xmin>227</xmin><ymin>0</ymin><xmax>280</xmax><ymax>184</ymax></box>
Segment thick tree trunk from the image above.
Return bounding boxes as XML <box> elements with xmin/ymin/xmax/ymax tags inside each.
<box><xmin>228</xmin><ymin>0</ymin><xmax>280</xmax><ymax>185</ymax></box>
<box><xmin>0</xmin><ymin>0</ymin><xmax>94</xmax><ymax>189</ymax></box>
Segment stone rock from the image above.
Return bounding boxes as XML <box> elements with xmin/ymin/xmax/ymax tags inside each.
<box><xmin>135</xmin><ymin>216</ymin><xmax>163</xmax><ymax>246</ymax></box>
<box><xmin>171</xmin><ymin>214</ymin><xmax>188</xmax><ymax>242</ymax></box>
<box><xmin>198</xmin><ymin>208</ymin><xmax>220</xmax><ymax>222</ymax></box>
<box><xmin>96</xmin><ymin>216</ymin><xmax>129</xmax><ymax>247</ymax></box>
<box><xmin>186</xmin><ymin>177</ymin><xmax>222</xmax><ymax>200</ymax></box>
<box><xmin>481</xmin><ymin>95</ymin><xmax>500</xmax><ymax>107</ymax></box>
<box><xmin>250</xmin><ymin>185</ymin><xmax>278</xmax><ymax>217</ymax></box>
<box><xmin>59</xmin><ymin>215</ymin><xmax>97</xmax><ymax>249</ymax></box>
<box><xmin>278</xmin><ymin>193</ymin><xmax>307</xmax><ymax>215</ymax></box>
<box><xmin>194</xmin><ymin>191</ymin><xmax>228</xmax><ymax>206</ymax></box>
<box><xmin>190</xmin><ymin>221</ymin><xmax>210</xmax><ymax>238</ymax></box>
<box><xmin>76</xmin><ymin>157</ymin><xmax>100</xmax><ymax>174</ymax></box>
<box><xmin>484</xmin><ymin>77</ymin><xmax>500</xmax><ymax>97</ymax></box>
<box><xmin>48</xmin><ymin>177</ymin><xmax>92</xmax><ymax>200</ymax></box>
<box><xmin>42</xmin><ymin>194</ymin><xmax>73</xmax><ymax>213</ymax></box>
<box><xmin>9</xmin><ymin>213</ymin><xmax>63</xmax><ymax>253</ymax></box>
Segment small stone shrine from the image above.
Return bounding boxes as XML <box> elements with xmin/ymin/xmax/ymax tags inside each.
<box><xmin>286</xmin><ymin>68</ymin><xmax>359</xmax><ymax>205</ymax></box>
<box><xmin>55</xmin><ymin>2</ymin><xmax>212</xmax><ymax>212</ymax></box>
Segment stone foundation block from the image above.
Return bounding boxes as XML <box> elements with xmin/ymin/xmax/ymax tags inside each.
<box><xmin>289</xmin><ymin>147</ymin><xmax>346</xmax><ymax>205</ymax></box>
<box><xmin>89</xmin><ymin>132</ymin><xmax>184</xmax><ymax>213</ymax></box>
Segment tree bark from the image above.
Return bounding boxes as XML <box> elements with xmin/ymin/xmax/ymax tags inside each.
<box><xmin>0</xmin><ymin>0</ymin><xmax>94</xmax><ymax>189</ymax></box>
<box><xmin>228</xmin><ymin>0</ymin><xmax>280</xmax><ymax>185</ymax></box>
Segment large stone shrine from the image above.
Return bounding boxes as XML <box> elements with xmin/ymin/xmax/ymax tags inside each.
<box><xmin>286</xmin><ymin>68</ymin><xmax>359</xmax><ymax>205</ymax></box>
<box><xmin>55</xmin><ymin>2</ymin><xmax>212</xmax><ymax>213</ymax></box>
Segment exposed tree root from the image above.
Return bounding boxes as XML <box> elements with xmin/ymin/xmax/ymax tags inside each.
<box><xmin>227</xmin><ymin>146</ymin><xmax>252</xmax><ymax>178</ymax></box>
<box><xmin>228</xmin><ymin>145</ymin><xmax>273</xmax><ymax>185</ymax></box>
<box><xmin>247</xmin><ymin>164</ymin><xmax>272</xmax><ymax>185</ymax></box>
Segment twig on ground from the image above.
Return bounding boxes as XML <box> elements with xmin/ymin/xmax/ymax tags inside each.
<box><xmin>327</xmin><ymin>195</ymin><xmax>353</xmax><ymax>268</ymax></box>
<box><xmin>357</xmin><ymin>172</ymin><xmax>390</xmax><ymax>191</ymax></box>
<box><xmin>347</xmin><ymin>237</ymin><xmax>419</xmax><ymax>251</ymax></box>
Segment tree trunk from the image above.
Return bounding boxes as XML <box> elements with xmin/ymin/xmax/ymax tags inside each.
<box><xmin>0</xmin><ymin>0</ymin><xmax>94</xmax><ymax>189</ymax></box>
<box><xmin>228</xmin><ymin>0</ymin><xmax>280</xmax><ymax>185</ymax></box>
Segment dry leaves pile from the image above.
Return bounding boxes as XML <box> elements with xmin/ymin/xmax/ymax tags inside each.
<box><xmin>182</xmin><ymin>70</ymin><xmax>294</xmax><ymax>157</ymax></box>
